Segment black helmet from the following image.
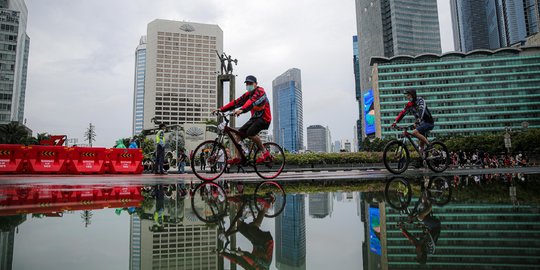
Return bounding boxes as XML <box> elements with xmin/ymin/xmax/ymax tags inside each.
<box><xmin>403</xmin><ymin>89</ymin><xmax>417</xmax><ymax>99</ymax></box>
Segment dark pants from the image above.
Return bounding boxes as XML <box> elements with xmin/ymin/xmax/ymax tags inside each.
<box><xmin>156</xmin><ymin>144</ymin><xmax>165</xmax><ymax>173</ymax></box>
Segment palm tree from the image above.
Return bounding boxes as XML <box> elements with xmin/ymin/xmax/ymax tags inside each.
<box><xmin>0</xmin><ymin>122</ymin><xmax>30</xmax><ymax>144</ymax></box>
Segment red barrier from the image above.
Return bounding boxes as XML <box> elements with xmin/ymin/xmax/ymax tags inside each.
<box><xmin>107</xmin><ymin>148</ymin><xmax>143</xmax><ymax>174</ymax></box>
<box><xmin>67</xmin><ymin>147</ymin><xmax>107</xmax><ymax>174</ymax></box>
<box><xmin>0</xmin><ymin>144</ymin><xmax>26</xmax><ymax>174</ymax></box>
<box><xmin>26</xmin><ymin>146</ymin><xmax>69</xmax><ymax>174</ymax></box>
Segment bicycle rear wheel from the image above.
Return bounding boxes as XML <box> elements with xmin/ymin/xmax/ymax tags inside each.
<box><xmin>254</xmin><ymin>181</ymin><xmax>286</xmax><ymax>217</ymax></box>
<box><xmin>426</xmin><ymin>141</ymin><xmax>449</xmax><ymax>173</ymax></box>
<box><xmin>383</xmin><ymin>140</ymin><xmax>410</xmax><ymax>174</ymax></box>
<box><xmin>191</xmin><ymin>140</ymin><xmax>227</xmax><ymax>181</ymax></box>
<box><xmin>427</xmin><ymin>176</ymin><xmax>452</xmax><ymax>206</ymax></box>
<box><xmin>254</xmin><ymin>142</ymin><xmax>285</xmax><ymax>179</ymax></box>
<box><xmin>384</xmin><ymin>177</ymin><xmax>412</xmax><ymax>210</ymax></box>
<box><xmin>190</xmin><ymin>182</ymin><xmax>228</xmax><ymax>223</ymax></box>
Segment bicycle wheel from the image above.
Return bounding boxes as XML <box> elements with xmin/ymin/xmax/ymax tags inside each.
<box><xmin>190</xmin><ymin>182</ymin><xmax>228</xmax><ymax>223</ymax></box>
<box><xmin>254</xmin><ymin>142</ymin><xmax>285</xmax><ymax>179</ymax></box>
<box><xmin>426</xmin><ymin>141</ymin><xmax>449</xmax><ymax>173</ymax></box>
<box><xmin>427</xmin><ymin>176</ymin><xmax>452</xmax><ymax>206</ymax></box>
<box><xmin>384</xmin><ymin>177</ymin><xmax>412</xmax><ymax>210</ymax></box>
<box><xmin>254</xmin><ymin>181</ymin><xmax>286</xmax><ymax>217</ymax></box>
<box><xmin>191</xmin><ymin>140</ymin><xmax>227</xmax><ymax>181</ymax></box>
<box><xmin>383</xmin><ymin>140</ymin><xmax>409</xmax><ymax>174</ymax></box>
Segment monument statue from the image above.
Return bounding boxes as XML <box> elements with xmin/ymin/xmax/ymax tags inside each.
<box><xmin>226</xmin><ymin>54</ymin><xmax>238</xmax><ymax>75</ymax></box>
<box><xmin>216</xmin><ymin>50</ymin><xmax>227</xmax><ymax>75</ymax></box>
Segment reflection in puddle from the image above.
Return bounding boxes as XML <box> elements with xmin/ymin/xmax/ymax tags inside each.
<box><xmin>1</xmin><ymin>173</ymin><xmax>539</xmax><ymax>269</ymax></box>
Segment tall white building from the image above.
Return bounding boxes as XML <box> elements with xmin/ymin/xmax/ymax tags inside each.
<box><xmin>133</xmin><ymin>36</ymin><xmax>146</xmax><ymax>135</ymax></box>
<box><xmin>0</xmin><ymin>0</ymin><xmax>29</xmax><ymax>124</ymax></box>
<box><xmin>143</xmin><ymin>20</ymin><xmax>223</xmax><ymax>130</ymax></box>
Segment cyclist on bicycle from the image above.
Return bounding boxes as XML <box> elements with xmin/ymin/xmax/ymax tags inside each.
<box><xmin>214</xmin><ymin>75</ymin><xmax>272</xmax><ymax>164</ymax></box>
<box><xmin>392</xmin><ymin>89</ymin><xmax>434</xmax><ymax>154</ymax></box>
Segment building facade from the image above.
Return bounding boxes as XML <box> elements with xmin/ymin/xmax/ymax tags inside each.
<box><xmin>276</xmin><ymin>194</ymin><xmax>306</xmax><ymax>270</ymax></box>
<box><xmin>0</xmin><ymin>0</ymin><xmax>29</xmax><ymax>124</ymax></box>
<box><xmin>133</xmin><ymin>36</ymin><xmax>146</xmax><ymax>135</ymax></box>
<box><xmin>355</xmin><ymin>0</ymin><xmax>441</xmax><ymax>139</ymax></box>
<box><xmin>306</xmin><ymin>125</ymin><xmax>328</xmax><ymax>153</ymax></box>
<box><xmin>452</xmin><ymin>0</ymin><xmax>540</xmax><ymax>52</ymax></box>
<box><xmin>272</xmin><ymin>68</ymin><xmax>303</xmax><ymax>152</ymax></box>
<box><xmin>143</xmin><ymin>20</ymin><xmax>223</xmax><ymax>130</ymax></box>
<box><xmin>370</xmin><ymin>47</ymin><xmax>540</xmax><ymax>138</ymax></box>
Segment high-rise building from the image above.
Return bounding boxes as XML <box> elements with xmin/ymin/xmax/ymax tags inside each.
<box><xmin>0</xmin><ymin>0</ymin><xmax>29</xmax><ymax>124</ymax></box>
<box><xmin>133</xmin><ymin>36</ymin><xmax>146</xmax><ymax>135</ymax></box>
<box><xmin>143</xmin><ymin>20</ymin><xmax>223</xmax><ymax>130</ymax></box>
<box><xmin>334</xmin><ymin>140</ymin><xmax>342</xmax><ymax>153</ymax></box>
<box><xmin>306</xmin><ymin>125</ymin><xmax>328</xmax><ymax>153</ymax></box>
<box><xmin>272</xmin><ymin>68</ymin><xmax>303</xmax><ymax>152</ymax></box>
<box><xmin>371</xmin><ymin>47</ymin><xmax>540</xmax><ymax>138</ymax></box>
<box><xmin>452</xmin><ymin>0</ymin><xmax>540</xmax><ymax>52</ymax></box>
<box><xmin>276</xmin><ymin>194</ymin><xmax>306</xmax><ymax>270</ymax></box>
<box><xmin>353</xmin><ymin>36</ymin><xmax>363</xmax><ymax>150</ymax></box>
<box><xmin>343</xmin><ymin>140</ymin><xmax>352</xmax><ymax>152</ymax></box>
<box><xmin>326</xmin><ymin>126</ymin><xmax>332</xmax><ymax>153</ymax></box>
<box><xmin>354</xmin><ymin>0</ymin><xmax>441</xmax><ymax>139</ymax></box>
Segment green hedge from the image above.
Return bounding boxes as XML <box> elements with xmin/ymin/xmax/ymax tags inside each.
<box><xmin>284</xmin><ymin>152</ymin><xmax>383</xmax><ymax>165</ymax></box>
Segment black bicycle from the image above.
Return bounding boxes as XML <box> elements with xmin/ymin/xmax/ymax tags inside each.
<box><xmin>190</xmin><ymin>180</ymin><xmax>286</xmax><ymax>224</ymax></box>
<box><xmin>384</xmin><ymin>176</ymin><xmax>452</xmax><ymax>211</ymax></box>
<box><xmin>190</xmin><ymin>111</ymin><xmax>285</xmax><ymax>181</ymax></box>
<box><xmin>383</xmin><ymin>125</ymin><xmax>449</xmax><ymax>174</ymax></box>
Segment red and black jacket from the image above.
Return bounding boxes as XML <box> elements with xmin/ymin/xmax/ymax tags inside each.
<box><xmin>220</xmin><ymin>86</ymin><xmax>272</xmax><ymax>123</ymax></box>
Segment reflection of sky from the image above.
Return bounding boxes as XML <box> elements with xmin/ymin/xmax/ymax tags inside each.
<box><xmin>12</xmin><ymin>209</ymin><xmax>130</xmax><ymax>270</ymax></box>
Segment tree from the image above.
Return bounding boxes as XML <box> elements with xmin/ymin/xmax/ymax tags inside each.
<box><xmin>84</xmin><ymin>123</ymin><xmax>96</xmax><ymax>147</ymax></box>
<box><xmin>0</xmin><ymin>121</ymin><xmax>30</xmax><ymax>144</ymax></box>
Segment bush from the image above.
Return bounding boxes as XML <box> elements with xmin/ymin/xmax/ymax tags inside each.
<box><xmin>284</xmin><ymin>152</ymin><xmax>382</xmax><ymax>165</ymax></box>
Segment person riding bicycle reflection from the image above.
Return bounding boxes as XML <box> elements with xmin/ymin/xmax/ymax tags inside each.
<box><xmin>392</xmin><ymin>89</ymin><xmax>434</xmax><ymax>155</ymax></box>
<box><xmin>397</xmin><ymin>184</ymin><xmax>441</xmax><ymax>264</ymax></box>
<box><xmin>214</xmin><ymin>75</ymin><xmax>272</xmax><ymax>165</ymax></box>
<box><xmin>220</xmin><ymin>198</ymin><xmax>274</xmax><ymax>270</ymax></box>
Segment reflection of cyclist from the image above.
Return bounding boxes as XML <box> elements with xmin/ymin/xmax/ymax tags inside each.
<box><xmin>397</xmin><ymin>189</ymin><xmax>441</xmax><ymax>264</ymax></box>
<box><xmin>392</xmin><ymin>89</ymin><xmax>434</xmax><ymax>154</ymax></box>
<box><xmin>214</xmin><ymin>75</ymin><xmax>272</xmax><ymax>165</ymax></box>
<box><xmin>221</xmin><ymin>205</ymin><xmax>274</xmax><ymax>269</ymax></box>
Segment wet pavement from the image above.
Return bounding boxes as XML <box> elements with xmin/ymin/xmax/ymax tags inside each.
<box><xmin>1</xmin><ymin>170</ymin><xmax>539</xmax><ymax>270</ymax></box>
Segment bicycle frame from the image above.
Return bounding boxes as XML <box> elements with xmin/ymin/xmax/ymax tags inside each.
<box><xmin>215</xmin><ymin>112</ymin><xmax>258</xmax><ymax>165</ymax></box>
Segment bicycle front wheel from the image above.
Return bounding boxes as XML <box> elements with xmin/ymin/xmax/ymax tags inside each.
<box><xmin>426</xmin><ymin>141</ymin><xmax>449</xmax><ymax>173</ymax></box>
<box><xmin>427</xmin><ymin>176</ymin><xmax>452</xmax><ymax>206</ymax></box>
<box><xmin>190</xmin><ymin>181</ymin><xmax>228</xmax><ymax>223</ymax></box>
<box><xmin>384</xmin><ymin>177</ymin><xmax>412</xmax><ymax>210</ymax></box>
<box><xmin>383</xmin><ymin>140</ymin><xmax>410</xmax><ymax>174</ymax></box>
<box><xmin>254</xmin><ymin>181</ymin><xmax>286</xmax><ymax>217</ymax></box>
<box><xmin>254</xmin><ymin>142</ymin><xmax>285</xmax><ymax>179</ymax></box>
<box><xmin>191</xmin><ymin>140</ymin><xmax>227</xmax><ymax>181</ymax></box>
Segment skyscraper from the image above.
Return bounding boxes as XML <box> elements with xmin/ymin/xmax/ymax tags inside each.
<box><xmin>354</xmin><ymin>0</ymin><xmax>441</xmax><ymax>139</ymax></box>
<box><xmin>133</xmin><ymin>36</ymin><xmax>146</xmax><ymax>135</ymax></box>
<box><xmin>143</xmin><ymin>20</ymin><xmax>223</xmax><ymax>130</ymax></box>
<box><xmin>272</xmin><ymin>68</ymin><xmax>303</xmax><ymax>152</ymax></box>
<box><xmin>452</xmin><ymin>0</ymin><xmax>540</xmax><ymax>52</ymax></box>
<box><xmin>309</xmin><ymin>193</ymin><xmax>333</xmax><ymax>218</ymax></box>
<box><xmin>0</xmin><ymin>0</ymin><xmax>29</xmax><ymax>124</ymax></box>
<box><xmin>306</xmin><ymin>125</ymin><xmax>328</xmax><ymax>153</ymax></box>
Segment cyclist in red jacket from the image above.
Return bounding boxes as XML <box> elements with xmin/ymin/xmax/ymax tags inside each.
<box><xmin>215</xmin><ymin>75</ymin><xmax>272</xmax><ymax>164</ymax></box>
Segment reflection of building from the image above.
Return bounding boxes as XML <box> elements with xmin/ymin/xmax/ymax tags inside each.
<box><xmin>276</xmin><ymin>194</ymin><xmax>306</xmax><ymax>270</ymax></box>
<box><xmin>0</xmin><ymin>215</ymin><xmax>26</xmax><ymax>270</ymax></box>
<box><xmin>309</xmin><ymin>193</ymin><xmax>333</xmax><ymax>218</ymax></box>
<box><xmin>272</xmin><ymin>68</ymin><xmax>304</xmax><ymax>153</ymax></box>
<box><xmin>143</xmin><ymin>20</ymin><xmax>223</xmax><ymax>130</ymax></box>
<box><xmin>371</xmin><ymin>46</ymin><xmax>540</xmax><ymax>138</ymax></box>
<box><xmin>136</xmin><ymin>193</ymin><xmax>218</xmax><ymax>269</ymax></box>
<box><xmin>306</xmin><ymin>125</ymin><xmax>328</xmax><ymax>153</ymax></box>
<box><xmin>0</xmin><ymin>0</ymin><xmax>30</xmax><ymax>124</ymax></box>
<box><xmin>384</xmin><ymin>202</ymin><xmax>540</xmax><ymax>268</ymax></box>
<box><xmin>129</xmin><ymin>215</ymin><xmax>142</xmax><ymax>270</ymax></box>
<box><xmin>133</xmin><ymin>36</ymin><xmax>147</xmax><ymax>135</ymax></box>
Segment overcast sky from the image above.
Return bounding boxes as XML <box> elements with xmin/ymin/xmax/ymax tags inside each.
<box><xmin>24</xmin><ymin>0</ymin><xmax>453</xmax><ymax>147</ymax></box>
